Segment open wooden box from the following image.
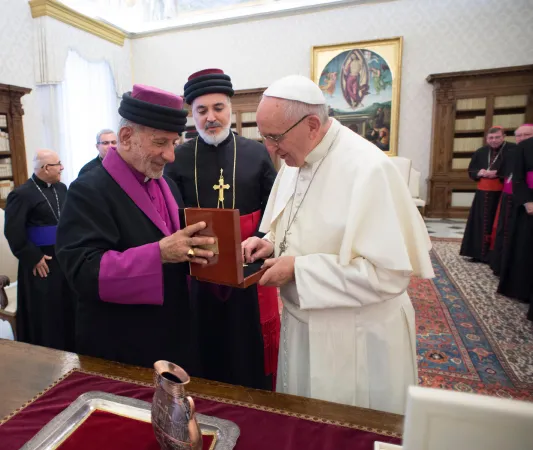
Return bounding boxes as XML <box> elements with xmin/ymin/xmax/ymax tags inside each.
<box><xmin>184</xmin><ymin>208</ymin><xmax>266</xmax><ymax>289</ymax></box>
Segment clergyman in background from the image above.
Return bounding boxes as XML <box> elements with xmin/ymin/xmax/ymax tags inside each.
<box><xmin>4</xmin><ymin>149</ymin><xmax>74</xmax><ymax>351</ymax></box>
<box><xmin>489</xmin><ymin>124</ymin><xmax>533</xmax><ymax>275</ymax></box>
<box><xmin>78</xmin><ymin>128</ymin><xmax>117</xmax><ymax>177</ymax></box>
<box><xmin>460</xmin><ymin>126</ymin><xmax>514</xmax><ymax>263</ymax></box>
<box><xmin>497</xmin><ymin>130</ymin><xmax>533</xmax><ymax>305</ymax></box>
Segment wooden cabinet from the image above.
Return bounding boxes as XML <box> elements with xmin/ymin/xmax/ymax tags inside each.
<box><xmin>426</xmin><ymin>65</ymin><xmax>533</xmax><ymax>218</ymax></box>
<box><xmin>184</xmin><ymin>88</ymin><xmax>281</xmax><ymax>170</ymax></box>
<box><xmin>0</xmin><ymin>84</ymin><xmax>31</xmax><ymax>209</ymax></box>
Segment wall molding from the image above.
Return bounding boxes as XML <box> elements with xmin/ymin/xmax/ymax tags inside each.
<box><xmin>28</xmin><ymin>0</ymin><xmax>126</xmax><ymax>46</ymax></box>
<box><xmin>127</xmin><ymin>0</ymin><xmax>393</xmax><ymax>39</ymax></box>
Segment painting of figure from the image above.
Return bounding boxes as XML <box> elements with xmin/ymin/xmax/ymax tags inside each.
<box><xmin>312</xmin><ymin>38</ymin><xmax>402</xmax><ymax>156</ymax></box>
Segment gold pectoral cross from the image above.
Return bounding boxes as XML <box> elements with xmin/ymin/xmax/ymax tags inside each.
<box><xmin>213</xmin><ymin>168</ymin><xmax>230</xmax><ymax>208</ymax></box>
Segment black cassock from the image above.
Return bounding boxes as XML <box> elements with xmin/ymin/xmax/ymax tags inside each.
<box><xmin>165</xmin><ymin>132</ymin><xmax>277</xmax><ymax>390</ymax></box>
<box><xmin>55</xmin><ymin>165</ymin><xmax>198</xmax><ymax>370</ymax></box>
<box><xmin>3</xmin><ymin>175</ymin><xmax>74</xmax><ymax>350</ymax></box>
<box><xmin>78</xmin><ymin>156</ymin><xmax>102</xmax><ymax>177</ymax></box>
<box><xmin>498</xmin><ymin>137</ymin><xmax>533</xmax><ymax>311</ymax></box>
<box><xmin>490</xmin><ymin>146</ymin><xmax>516</xmax><ymax>276</ymax></box>
<box><xmin>460</xmin><ymin>143</ymin><xmax>513</xmax><ymax>262</ymax></box>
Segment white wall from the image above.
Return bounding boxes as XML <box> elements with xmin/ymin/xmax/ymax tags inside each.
<box><xmin>132</xmin><ymin>0</ymin><xmax>533</xmax><ymax>201</ymax></box>
<box><xmin>0</xmin><ymin>0</ymin><xmax>132</xmax><ymax>178</ymax></box>
<box><xmin>0</xmin><ymin>0</ymin><xmax>45</xmax><ymax>175</ymax></box>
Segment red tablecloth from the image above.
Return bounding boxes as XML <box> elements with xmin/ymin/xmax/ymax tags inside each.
<box><xmin>57</xmin><ymin>410</ymin><xmax>215</xmax><ymax>450</ymax></box>
<box><xmin>0</xmin><ymin>370</ymin><xmax>401</xmax><ymax>450</ymax></box>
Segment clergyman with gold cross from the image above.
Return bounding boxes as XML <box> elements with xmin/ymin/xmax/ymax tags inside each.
<box><xmin>214</xmin><ymin>168</ymin><xmax>230</xmax><ymax>208</ymax></box>
<box><xmin>164</xmin><ymin>68</ymin><xmax>279</xmax><ymax>392</ymax></box>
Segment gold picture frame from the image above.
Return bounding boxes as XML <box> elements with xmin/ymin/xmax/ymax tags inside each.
<box><xmin>311</xmin><ymin>37</ymin><xmax>403</xmax><ymax>156</ymax></box>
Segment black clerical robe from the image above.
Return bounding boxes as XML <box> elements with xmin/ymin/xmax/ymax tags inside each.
<box><xmin>56</xmin><ymin>155</ymin><xmax>198</xmax><ymax>370</ymax></box>
<box><xmin>460</xmin><ymin>143</ymin><xmax>512</xmax><ymax>262</ymax></box>
<box><xmin>489</xmin><ymin>146</ymin><xmax>516</xmax><ymax>276</ymax></box>
<box><xmin>3</xmin><ymin>175</ymin><xmax>74</xmax><ymax>350</ymax></box>
<box><xmin>165</xmin><ymin>132</ymin><xmax>278</xmax><ymax>390</ymax></box>
<box><xmin>78</xmin><ymin>156</ymin><xmax>102</xmax><ymax>177</ymax></box>
<box><xmin>498</xmin><ymin>137</ymin><xmax>533</xmax><ymax>313</ymax></box>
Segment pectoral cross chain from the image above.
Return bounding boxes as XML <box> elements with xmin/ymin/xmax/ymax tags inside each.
<box><xmin>213</xmin><ymin>169</ymin><xmax>230</xmax><ymax>208</ymax></box>
<box><xmin>279</xmin><ymin>233</ymin><xmax>288</xmax><ymax>256</ymax></box>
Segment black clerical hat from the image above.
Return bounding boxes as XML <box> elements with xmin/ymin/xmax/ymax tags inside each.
<box><xmin>118</xmin><ymin>84</ymin><xmax>188</xmax><ymax>133</ymax></box>
<box><xmin>183</xmin><ymin>69</ymin><xmax>234</xmax><ymax>105</ymax></box>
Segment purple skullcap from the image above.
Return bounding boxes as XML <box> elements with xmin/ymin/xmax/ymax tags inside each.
<box><xmin>119</xmin><ymin>84</ymin><xmax>188</xmax><ymax>133</ymax></box>
<box><xmin>131</xmin><ymin>84</ymin><xmax>184</xmax><ymax>110</ymax></box>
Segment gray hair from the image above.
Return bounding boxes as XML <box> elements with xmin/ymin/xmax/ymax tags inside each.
<box><xmin>118</xmin><ymin>118</ymin><xmax>142</xmax><ymax>134</ymax></box>
<box><xmin>32</xmin><ymin>149</ymin><xmax>57</xmax><ymax>170</ymax></box>
<box><xmin>96</xmin><ymin>128</ymin><xmax>116</xmax><ymax>144</ymax></box>
<box><xmin>280</xmin><ymin>99</ymin><xmax>329</xmax><ymax>125</ymax></box>
<box><xmin>32</xmin><ymin>153</ymin><xmax>42</xmax><ymax>170</ymax></box>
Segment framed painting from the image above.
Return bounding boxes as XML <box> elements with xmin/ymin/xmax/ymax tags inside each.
<box><xmin>311</xmin><ymin>37</ymin><xmax>403</xmax><ymax>156</ymax></box>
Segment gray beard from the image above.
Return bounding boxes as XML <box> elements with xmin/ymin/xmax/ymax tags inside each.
<box><xmin>198</xmin><ymin>127</ymin><xmax>231</xmax><ymax>146</ymax></box>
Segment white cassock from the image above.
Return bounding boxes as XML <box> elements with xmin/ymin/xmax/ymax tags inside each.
<box><xmin>260</xmin><ymin>118</ymin><xmax>434</xmax><ymax>415</ymax></box>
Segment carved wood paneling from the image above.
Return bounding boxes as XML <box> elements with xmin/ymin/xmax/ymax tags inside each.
<box><xmin>426</xmin><ymin>65</ymin><xmax>533</xmax><ymax>218</ymax></box>
<box><xmin>0</xmin><ymin>84</ymin><xmax>31</xmax><ymax>209</ymax></box>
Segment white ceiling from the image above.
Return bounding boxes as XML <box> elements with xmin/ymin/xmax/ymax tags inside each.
<box><xmin>58</xmin><ymin>0</ymin><xmax>380</xmax><ymax>35</ymax></box>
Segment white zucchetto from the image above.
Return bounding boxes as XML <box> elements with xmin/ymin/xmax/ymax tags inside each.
<box><xmin>263</xmin><ymin>75</ymin><xmax>326</xmax><ymax>105</ymax></box>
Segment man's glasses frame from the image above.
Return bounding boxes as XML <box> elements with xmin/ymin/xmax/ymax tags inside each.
<box><xmin>41</xmin><ymin>162</ymin><xmax>62</xmax><ymax>169</ymax></box>
<box><xmin>98</xmin><ymin>140</ymin><xmax>117</xmax><ymax>145</ymax></box>
<box><xmin>260</xmin><ymin>114</ymin><xmax>311</xmax><ymax>145</ymax></box>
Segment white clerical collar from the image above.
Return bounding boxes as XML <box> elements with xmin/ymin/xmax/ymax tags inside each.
<box><xmin>304</xmin><ymin>118</ymin><xmax>339</xmax><ymax>165</ymax></box>
<box><xmin>144</xmin><ymin>176</ymin><xmax>150</xmax><ymax>183</ymax></box>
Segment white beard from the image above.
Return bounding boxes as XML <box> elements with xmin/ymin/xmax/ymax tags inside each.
<box><xmin>198</xmin><ymin>127</ymin><xmax>231</xmax><ymax>146</ymax></box>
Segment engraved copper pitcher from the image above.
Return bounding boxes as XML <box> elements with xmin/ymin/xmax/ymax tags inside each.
<box><xmin>151</xmin><ymin>361</ymin><xmax>202</xmax><ymax>450</ymax></box>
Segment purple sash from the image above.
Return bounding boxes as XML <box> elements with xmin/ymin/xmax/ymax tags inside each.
<box><xmin>503</xmin><ymin>179</ymin><xmax>513</xmax><ymax>194</ymax></box>
<box><xmin>527</xmin><ymin>171</ymin><xmax>533</xmax><ymax>189</ymax></box>
<box><xmin>27</xmin><ymin>226</ymin><xmax>57</xmax><ymax>246</ymax></box>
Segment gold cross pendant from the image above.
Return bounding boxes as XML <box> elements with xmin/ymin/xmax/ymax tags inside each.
<box><xmin>213</xmin><ymin>168</ymin><xmax>230</xmax><ymax>208</ymax></box>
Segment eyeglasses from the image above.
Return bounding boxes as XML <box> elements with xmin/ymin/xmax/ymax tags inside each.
<box><xmin>515</xmin><ymin>133</ymin><xmax>533</xmax><ymax>139</ymax></box>
<box><xmin>260</xmin><ymin>114</ymin><xmax>311</xmax><ymax>145</ymax></box>
<box><xmin>98</xmin><ymin>140</ymin><xmax>117</xmax><ymax>145</ymax></box>
<box><xmin>41</xmin><ymin>162</ymin><xmax>62</xmax><ymax>168</ymax></box>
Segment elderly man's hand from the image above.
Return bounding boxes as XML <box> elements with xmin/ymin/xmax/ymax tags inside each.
<box><xmin>33</xmin><ymin>255</ymin><xmax>52</xmax><ymax>278</ymax></box>
<box><xmin>259</xmin><ymin>256</ymin><xmax>295</xmax><ymax>287</ymax></box>
<box><xmin>524</xmin><ymin>202</ymin><xmax>533</xmax><ymax>215</ymax></box>
<box><xmin>242</xmin><ymin>236</ymin><xmax>274</xmax><ymax>263</ymax></box>
<box><xmin>159</xmin><ymin>221</ymin><xmax>215</xmax><ymax>264</ymax></box>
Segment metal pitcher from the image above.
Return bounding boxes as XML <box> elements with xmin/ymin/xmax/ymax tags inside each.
<box><xmin>151</xmin><ymin>361</ymin><xmax>202</xmax><ymax>450</ymax></box>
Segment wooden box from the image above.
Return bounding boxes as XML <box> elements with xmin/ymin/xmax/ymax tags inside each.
<box><xmin>184</xmin><ymin>208</ymin><xmax>266</xmax><ymax>288</ymax></box>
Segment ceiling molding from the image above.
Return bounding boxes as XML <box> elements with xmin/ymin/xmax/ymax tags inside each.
<box><xmin>28</xmin><ymin>0</ymin><xmax>126</xmax><ymax>46</ymax></box>
<box><xmin>124</xmin><ymin>0</ymin><xmax>394</xmax><ymax>38</ymax></box>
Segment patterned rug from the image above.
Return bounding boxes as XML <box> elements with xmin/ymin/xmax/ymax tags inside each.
<box><xmin>413</xmin><ymin>238</ymin><xmax>533</xmax><ymax>400</ymax></box>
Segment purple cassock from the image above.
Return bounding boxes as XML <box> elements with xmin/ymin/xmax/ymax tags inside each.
<box><xmin>99</xmin><ymin>147</ymin><xmax>180</xmax><ymax>305</ymax></box>
<box><xmin>55</xmin><ymin>83</ymin><xmax>196</xmax><ymax>369</ymax></box>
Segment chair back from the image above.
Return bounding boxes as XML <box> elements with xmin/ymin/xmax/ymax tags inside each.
<box><xmin>389</xmin><ymin>157</ymin><xmax>412</xmax><ymax>185</ymax></box>
<box><xmin>408</xmin><ymin>168</ymin><xmax>421</xmax><ymax>199</ymax></box>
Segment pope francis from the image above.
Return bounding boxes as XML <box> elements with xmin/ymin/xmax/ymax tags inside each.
<box><xmin>242</xmin><ymin>75</ymin><xmax>434</xmax><ymax>415</ymax></box>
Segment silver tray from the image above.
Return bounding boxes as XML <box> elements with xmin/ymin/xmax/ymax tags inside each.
<box><xmin>20</xmin><ymin>391</ymin><xmax>240</xmax><ymax>450</ymax></box>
